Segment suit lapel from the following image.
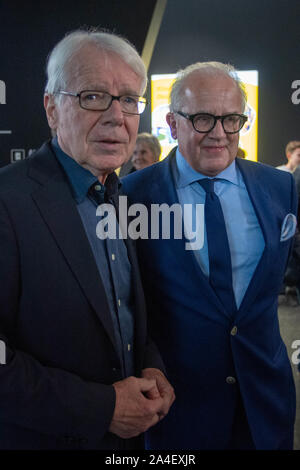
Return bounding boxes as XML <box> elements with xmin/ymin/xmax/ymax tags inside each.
<box><xmin>236</xmin><ymin>158</ymin><xmax>277</xmax><ymax>315</ymax></box>
<box><xmin>28</xmin><ymin>144</ymin><xmax>118</xmax><ymax>351</ymax></box>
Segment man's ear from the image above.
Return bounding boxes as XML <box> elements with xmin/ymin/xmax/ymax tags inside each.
<box><xmin>44</xmin><ymin>94</ymin><xmax>58</xmax><ymax>130</ymax></box>
<box><xmin>166</xmin><ymin>112</ymin><xmax>178</xmax><ymax>140</ymax></box>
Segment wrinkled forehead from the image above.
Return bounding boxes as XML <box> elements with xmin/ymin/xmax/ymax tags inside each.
<box><xmin>66</xmin><ymin>45</ymin><xmax>140</xmax><ymax>90</ymax></box>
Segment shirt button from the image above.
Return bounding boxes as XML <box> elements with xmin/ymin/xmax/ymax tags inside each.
<box><xmin>118</xmin><ymin>299</ymin><xmax>121</xmax><ymax>307</ymax></box>
<box><xmin>231</xmin><ymin>326</ymin><xmax>238</xmax><ymax>336</ymax></box>
<box><xmin>95</xmin><ymin>184</ymin><xmax>101</xmax><ymax>191</ymax></box>
<box><xmin>226</xmin><ymin>376</ymin><xmax>236</xmax><ymax>385</ymax></box>
<box><xmin>128</xmin><ymin>344</ymin><xmax>131</xmax><ymax>351</ymax></box>
<box><xmin>111</xmin><ymin>253</ymin><xmax>115</xmax><ymax>261</ymax></box>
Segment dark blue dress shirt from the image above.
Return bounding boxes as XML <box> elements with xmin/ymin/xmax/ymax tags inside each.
<box><xmin>51</xmin><ymin>137</ymin><xmax>135</xmax><ymax>378</ymax></box>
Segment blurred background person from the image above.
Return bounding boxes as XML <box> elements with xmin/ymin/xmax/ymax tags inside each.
<box><xmin>119</xmin><ymin>133</ymin><xmax>161</xmax><ymax>176</ymax></box>
<box><xmin>276</xmin><ymin>140</ymin><xmax>300</xmax><ymax>173</ymax></box>
<box><xmin>131</xmin><ymin>133</ymin><xmax>161</xmax><ymax>171</ymax></box>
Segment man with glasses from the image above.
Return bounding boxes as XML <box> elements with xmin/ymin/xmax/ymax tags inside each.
<box><xmin>122</xmin><ymin>62</ymin><xmax>297</xmax><ymax>449</ymax></box>
<box><xmin>0</xmin><ymin>29</ymin><xmax>174</xmax><ymax>449</ymax></box>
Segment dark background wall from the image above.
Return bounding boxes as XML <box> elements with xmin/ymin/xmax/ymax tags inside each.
<box><xmin>140</xmin><ymin>0</ymin><xmax>300</xmax><ymax>166</ymax></box>
<box><xmin>1</xmin><ymin>0</ymin><xmax>300</xmax><ymax>168</ymax></box>
<box><xmin>0</xmin><ymin>0</ymin><xmax>156</xmax><ymax>167</ymax></box>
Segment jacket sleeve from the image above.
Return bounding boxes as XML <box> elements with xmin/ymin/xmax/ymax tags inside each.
<box><xmin>143</xmin><ymin>337</ymin><xmax>167</xmax><ymax>374</ymax></box>
<box><xmin>0</xmin><ymin>199</ymin><xmax>116</xmax><ymax>441</ymax></box>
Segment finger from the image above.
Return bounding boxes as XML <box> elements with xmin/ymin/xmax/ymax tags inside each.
<box><xmin>158</xmin><ymin>390</ymin><xmax>176</xmax><ymax>416</ymax></box>
<box><xmin>156</xmin><ymin>377</ymin><xmax>174</xmax><ymax>396</ymax></box>
<box><xmin>155</xmin><ymin>379</ymin><xmax>174</xmax><ymax>397</ymax></box>
<box><xmin>145</xmin><ymin>395</ymin><xmax>166</xmax><ymax>419</ymax></box>
<box><xmin>144</xmin><ymin>385</ymin><xmax>161</xmax><ymax>400</ymax></box>
<box><xmin>138</xmin><ymin>378</ymin><xmax>158</xmax><ymax>393</ymax></box>
<box><xmin>163</xmin><ymin>387</ymin><xmax>176</xmax><ymax>403</ymax></box>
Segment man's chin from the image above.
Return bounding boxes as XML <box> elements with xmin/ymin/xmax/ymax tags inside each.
<box><xmin>201</xmin><ymin>157</ymin><xmax>232</xmax><ymax>176</ymax></box>
<box><xmin>81</xmin><ymin>155</ymin><xmax>125</xmax><ymax>179</ymax></box>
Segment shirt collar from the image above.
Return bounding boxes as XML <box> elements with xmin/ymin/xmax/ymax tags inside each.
<box><xmin>175</xmin><ymin>148</ymin><xmax>240</xmax><ymax>188</ymax></box>
<box><xmin>51</xmin><ymin>137</ymin><xmax>121</xmax><ymax>203</ymax></box>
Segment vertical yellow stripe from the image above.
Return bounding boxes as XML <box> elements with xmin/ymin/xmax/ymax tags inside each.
<box><xmin>141</xmin><ymin>0</ymin><xmax>168</xmax><ymax>71</ymax></box>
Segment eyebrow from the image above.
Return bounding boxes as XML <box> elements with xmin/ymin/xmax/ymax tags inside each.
<box><xmin>77</xmin><ymin>85</ymin><xmax>141</xmax><ymax>96</ymax></box>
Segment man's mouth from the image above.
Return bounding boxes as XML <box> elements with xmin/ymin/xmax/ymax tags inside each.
<box><xmin>100</xmin><ymin>139</ymin><xmax>123</xmax><ymax>144</ymax></box>
<box><xmin>203</xmin><ymin>146</ymin><xmax>226</xmax><ymax>152</ymax></box>
<box><xmin>94</xmin><ymin>139</ymin><xmax>125</xmax><ymax>148</ymax></box>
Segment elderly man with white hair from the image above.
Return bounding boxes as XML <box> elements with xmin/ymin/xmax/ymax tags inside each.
<box><xmin>0</xmin><ymin>28</ymin><xmax>174</xmax><ymax>450</ymax></box>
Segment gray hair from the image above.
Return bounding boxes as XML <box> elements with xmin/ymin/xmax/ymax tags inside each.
<box><xmin>136</xmin><ymin>132</ymin><xmax>161</xmax><ymax>162</ymax></box>
<box><xmin>45</xmin><ymin>28</ymin><xmax>147</xmax><ymax>103</ymax></box>
<box><xmin>169</xmin><ymin>61</ymin><xmax>247</xmax><ymax>112</ymax></box>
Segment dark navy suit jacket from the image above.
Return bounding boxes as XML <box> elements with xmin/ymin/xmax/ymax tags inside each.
<box><xmin>0</xmin><ymin>142</ymin><xmax>165</xmax><ymax>449</ymax></box>
<box><xmin>122</xmin><ymin>148</ymin><xmax>297</xmax><ymax>450</ymax></box>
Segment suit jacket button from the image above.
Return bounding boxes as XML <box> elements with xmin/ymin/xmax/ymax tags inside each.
<box><xmin>231</xmin><ymin>326</ymin><xmax>238</xmax><ymax>336</ymax></box>
<box><xmin>226</xmin><ymin>376</ymin><xmax>236</xmax><ymax>384</ymax></box>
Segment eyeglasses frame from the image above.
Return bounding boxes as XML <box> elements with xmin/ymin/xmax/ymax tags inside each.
<box><xmin>175</xmin><ymin>110</ymin><xmax>248</xmax><ymax>134</ymax></box>
<box><xmin>55</xmin><ymin>90</ymin><xmax>147</xmax><ymax>115</ymax></box>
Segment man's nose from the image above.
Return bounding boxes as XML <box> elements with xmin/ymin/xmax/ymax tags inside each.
<box><xmin>101</xmin><ymin>98</ymin><xmax>124</xmax><ymax>125</ymax></box>
<box><xmin>208</xmin><ymin>119</ymin><xmax>226</xmax><ymax>138</ymax></box>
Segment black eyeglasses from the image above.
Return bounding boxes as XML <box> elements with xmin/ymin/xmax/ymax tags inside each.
<box><xmin>175</xmin><ymin>111</ymin><xmax>248</xmax><ymax>134</ymax></box>
<box><xmin>56</xmin><ymin>90</ymin><xmax>147</xmax><ymax>115</ymax></box>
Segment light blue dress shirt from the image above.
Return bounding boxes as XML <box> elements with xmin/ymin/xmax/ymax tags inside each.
<box><xmin>172</xmin><ymin>149</ymin><xmax>265</xmax><ymax>308</ymax></box>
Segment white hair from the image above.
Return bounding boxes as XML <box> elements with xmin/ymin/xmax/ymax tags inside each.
<box><xmin>45</xmin><ymin>28</ymin><xmax>147</xmax><ymax>103</ymax></box>
<box><xmin>169</xmin><ymin>61</ymin><xmax>247</xmax><ymax>112</ymax></box>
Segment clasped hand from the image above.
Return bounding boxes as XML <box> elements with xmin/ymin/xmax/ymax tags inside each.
<box><xmin>109</xmin><ymin>368</ymin><xmax>175</xmax><ymax>439</ymax></box>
